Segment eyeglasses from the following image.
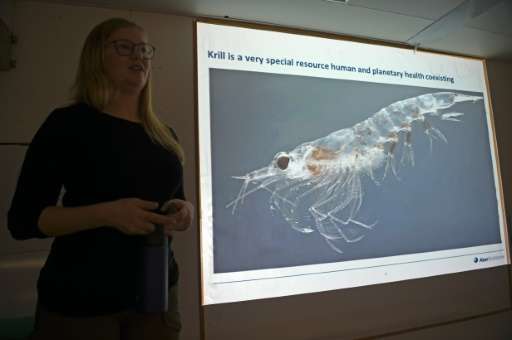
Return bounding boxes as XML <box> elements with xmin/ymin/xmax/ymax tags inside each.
<box><xmin>107</xmin><ymin>39</ymin><xmax>156</xmax><ymax>60</ymax></box>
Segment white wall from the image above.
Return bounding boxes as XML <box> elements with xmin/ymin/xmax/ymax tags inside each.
<box><xmin>0</xmin><ymin>2</ymin><xmax>510</xmax><ymax>339</ymax></box>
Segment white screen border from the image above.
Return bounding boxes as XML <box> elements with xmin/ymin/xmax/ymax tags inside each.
<box><xmin>196</xmin><ymin>21</ymin><xmax>510</xmax><ymax>306</ymax></box>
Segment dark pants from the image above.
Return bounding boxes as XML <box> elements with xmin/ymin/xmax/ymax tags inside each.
<box><xmin>30</xmin><ymin>284</ymin><xmax>181</xmax><ymax>340</ymax></box>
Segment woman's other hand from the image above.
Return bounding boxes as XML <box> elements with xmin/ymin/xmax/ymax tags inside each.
<box><xmin>161</xmin><ymin>199</ymin><xmax>194</xmax><ymax>235</ymax></box>
<box><xmin>100</xmin><ymin>198</ymin><xmax>175</xmax><ymax>235</ymax></box>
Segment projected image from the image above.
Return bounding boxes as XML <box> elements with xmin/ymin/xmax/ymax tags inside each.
<box><xmin>227</xmin><ymin>92</ymin><xmax>483</xmax><ymax>254</ymax></box>
<box><xmin>210</xmin><ymin>69</ymin><xmax>500</xmax><ymax>274</ymax></box>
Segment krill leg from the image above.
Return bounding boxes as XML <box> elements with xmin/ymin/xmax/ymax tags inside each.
<box><xmin>325</xmin><ymin>239</ymin><xmax>345</xmax><ymax>254</ymax></box>
<box><xmin>226</xmin><ymin>177</ymin><xmax>281</xmax><ymax>213</ymax></box>
<box><xmin>383</xmin><ymin>141</ymin><xmax>399</xmax><ymax>180</ymax></box>
<box><xmin>424</xmin><ymin>119</ymin><xmax>447</xmax><ymax>153</ymax></box>
<box><xmin>400</xmin><ymin>130</ymin><xmax>415</xmax><ymax>167</ymax></box>
<box><xmin>441</xmin><ymin>112</ymin><xmax>464</xmax><ymax>122</ymax></box>
<box><xmin>366</xmin><ymin>163</ymin><xmax>380</xmax><ymax>185</ymax></box>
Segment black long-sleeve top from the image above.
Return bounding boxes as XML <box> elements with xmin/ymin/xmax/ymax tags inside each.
<box><xmin>7</xmin><ymin>102</ymin><xmax>184</xmax><ymax>317</ymax></box>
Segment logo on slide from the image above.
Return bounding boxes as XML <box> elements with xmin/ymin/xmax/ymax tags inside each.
<box><xmin>473</xmin><ymin>257</ymin><xmax>479</xmax><ymax>263</ymax></box>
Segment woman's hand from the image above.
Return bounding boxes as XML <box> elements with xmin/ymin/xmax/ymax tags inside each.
<box><xmin>100</xmin><ymin>198</ymin><xmax>176</xmax><ymax>235</ymax></box>
<box><xmin>161</xmin><ymin>199</ymin><xmax>194</xmax><ymax>235</ymax></box>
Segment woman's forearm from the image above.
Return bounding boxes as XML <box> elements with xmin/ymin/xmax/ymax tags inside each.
<box><xmin>38</xmin><ymin>203</ymin><xmax>109</xmax><ymax>237</ymax></box>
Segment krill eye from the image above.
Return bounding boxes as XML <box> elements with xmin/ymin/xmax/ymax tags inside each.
<box><xmin>276</xmin><ymin>156</ymin><xmax>290</xmax><ymax>170</ymax></box>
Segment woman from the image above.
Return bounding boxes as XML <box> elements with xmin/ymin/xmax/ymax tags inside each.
<box><xmin>7</xmin><ymin>18</ymin><xmax>193</xmax><ymax>340</ymax></box>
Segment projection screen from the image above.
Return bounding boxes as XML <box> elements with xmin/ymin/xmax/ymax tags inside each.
<box><xmin>196</xmin><ymin>22</ymin><xmax>509</xmax><ymax>306</ymax></box>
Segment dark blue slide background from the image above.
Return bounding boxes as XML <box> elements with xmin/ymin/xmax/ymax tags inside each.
<box><xmin>208</xmin><ymin>69</ymin><xmax>501</xmax><ymax>274</ymax></box>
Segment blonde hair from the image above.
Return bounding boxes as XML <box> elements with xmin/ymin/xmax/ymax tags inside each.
<box><xmin>72</xmin><ymin>17</ymin><xmax>185</xmax><ymax>163</ymax></box>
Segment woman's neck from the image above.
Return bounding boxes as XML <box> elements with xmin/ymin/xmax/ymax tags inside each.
<box><xmin>104</xmin><ymin>92</ymin><xmax>141</xmax><ymax>123</ymax></box>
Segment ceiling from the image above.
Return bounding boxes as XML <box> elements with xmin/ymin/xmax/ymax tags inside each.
<box><xmin>33</xmin><ymin>0</ymin><xmax>512</xmax><ymax>60</ymax></box>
